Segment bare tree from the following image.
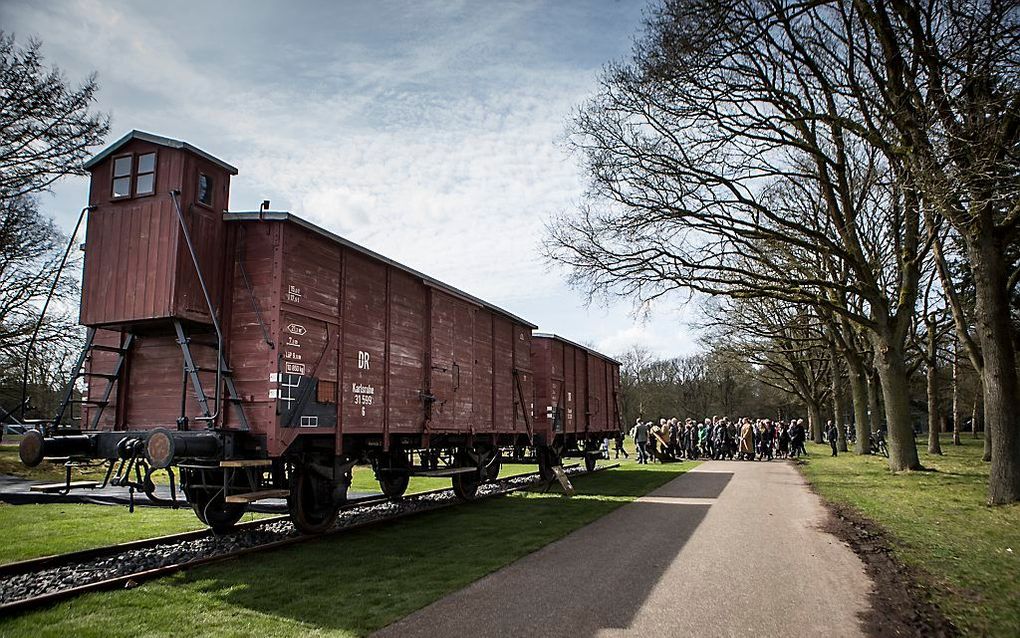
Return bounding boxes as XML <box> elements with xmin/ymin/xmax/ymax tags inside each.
<box><xmin>546</xmin><ymin>0</ymin><xmax>929</xmax><ymax>470</ymax></box>
<box><xmin>0</xmin><ymin>33</ymin><xmax>107</xmax><ymax>418</ymax></box>
<box><xmin>0</xmin><ymin>33</ymin><xmax>108</xmax><ymax>201</ymax></box>
<box><xmin>704</xmin><ymin>296</ymin><xmax>832</xmax><ymax>440</ymax></box>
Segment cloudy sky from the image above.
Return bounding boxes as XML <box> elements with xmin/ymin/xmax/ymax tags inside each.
<box><xmin>2</xmin><ymin>0</ymin><xmax>701</xmax><ymax>358</ymax></box>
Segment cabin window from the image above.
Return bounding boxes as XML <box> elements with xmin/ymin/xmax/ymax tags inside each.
<box><xmin>135</xmin><ymin>153</ymin><xmax>156</xmax><ymax>195</ymax></box>
<box><xmin>111</xmin><ymin>152</ymin><xmax>157</xmax><ymax>199</ymax></box>
<box><xmin>112</xmin><ymin>155</ymin><xmax>133</xmax><ymax>198</ymax></box>
<box><xmin>197</xmin><ymin>173</ymin><xmax>213</xmax><ymax>206</ymax></box>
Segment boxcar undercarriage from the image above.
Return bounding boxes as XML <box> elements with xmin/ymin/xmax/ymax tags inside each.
<box><xmin>19</xmin><ymin>427</ymin><xmax>605</xmax><ymax>534</ymax></box>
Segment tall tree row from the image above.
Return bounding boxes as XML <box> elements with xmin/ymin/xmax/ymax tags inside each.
<box><xmin>546</xmin><ymin>0</ymin><xmax>1019</xmax><ymax>504</ymax></box>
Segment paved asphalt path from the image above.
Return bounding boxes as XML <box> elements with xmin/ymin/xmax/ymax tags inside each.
<box><xmin>374</xmin><ymin>461</ymin><xmax>872</xmax><ymax>638</ymax></box>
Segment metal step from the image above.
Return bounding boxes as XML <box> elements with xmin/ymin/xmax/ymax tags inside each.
<box><xmin>407</xmin><ymin>467</ymin><xmax>479</xmax><ymax>478</ymax></box>
<box><xmin>30</xmin><ymin>480</ymin><xmax>100</xmax><ymax>493</ymax></box>
<box><xmin>219</xmin><ymin>459</ymin><xmax>272</xmax><ymax>468</ymax></box>
<box><xmin>224</xmin><ymin>489</ymin><xmax>289</xmax><ymax>503</ymax></box>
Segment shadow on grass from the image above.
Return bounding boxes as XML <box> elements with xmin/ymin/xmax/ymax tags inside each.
<box><xmin>173</xmin><ymin>465</ymin><xmax>712</xmax><ymax>636</ymax></box>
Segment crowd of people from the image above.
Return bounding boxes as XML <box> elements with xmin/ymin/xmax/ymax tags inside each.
<box><xmin>618</xmin><ymin>416</ymin><xmax>812</xmax><ymax>464</ymax></box>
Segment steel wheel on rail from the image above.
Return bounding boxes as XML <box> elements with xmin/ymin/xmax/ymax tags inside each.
<box><xmin>180</xmin><ymin>468</ymin><xmax>247</xmax><ymax>534</ymax></box>
<box><xmin>289</xmin><ymin>465</ymin><xmax>340</xmax><ymax>535</ymax></box>
<box><xmin>377</xmin><ymin>451</ymin><xmax>410</xmax><ymax>500</ymax></box>
<box><xmin>451</xmin><ymin>449</ymin><xmax>481</xmax><ymax>500</ymax></box>
<box><xmin>481</xmin><ymin>447</ymin><xmax>502</xmax><ymax>482</ymax></box>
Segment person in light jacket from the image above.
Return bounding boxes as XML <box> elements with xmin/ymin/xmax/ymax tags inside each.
<box><xmin>631</xmin><ymin>418</ymin><xmax>650</xmax><ymax>464</ymax></box>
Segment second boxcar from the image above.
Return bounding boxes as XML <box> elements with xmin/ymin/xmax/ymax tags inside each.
<box><xmin>530</xmin><ymin>333</ymin><xmax>622</xmax><ymax>473</ymax></box>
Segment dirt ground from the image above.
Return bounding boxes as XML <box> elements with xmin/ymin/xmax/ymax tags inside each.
<box><xmin>820</xmin><ymin>497</ymin><xmax>958</xmax><ymax>637</ymax></box>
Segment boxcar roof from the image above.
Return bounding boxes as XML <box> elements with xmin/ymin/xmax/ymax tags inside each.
<box><xmin>533</xmin><ymin>332</ymin><xmax>621</xmax><ymax>365</ymax></box>
<box><xmin>84</xmin><ymin>130</ymin><xmax>239</xmax><ymax>175</ymax></box>
<box><xmin>224</xmin><ymin>211</ymin><xmax>537</xmax><ymax>329</ymax></box>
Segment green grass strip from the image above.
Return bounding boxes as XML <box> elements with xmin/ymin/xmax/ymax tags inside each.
<box><xmin>0</xmin><ymin>461</ymin><xmax>694</xmax><ymax>637</ymax></box>
<box><xmin>798</xmin><ymin>436</ymin><xmax>1019</xmax><ymax>637</ymax></box>
<box><xmin>0</xmin><ymin>504</ymin><xmax>210</xmax><ymax>565</ymax></box>
<box><xmin>0</xmin><ymin>463</ymin><xmax>546</xmax><ymax>566</ymax></box>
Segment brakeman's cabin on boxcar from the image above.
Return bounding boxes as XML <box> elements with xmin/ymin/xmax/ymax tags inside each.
<box><xmin>19</xmin><ymin>131</ymin><xmax>555</xmax><ymax>533</ymax></box>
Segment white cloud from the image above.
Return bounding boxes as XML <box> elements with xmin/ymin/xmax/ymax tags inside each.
<box><xmin>1</xmin><ymin>0</ymin><xmax>706</xmax><ymax>360</ymax></box>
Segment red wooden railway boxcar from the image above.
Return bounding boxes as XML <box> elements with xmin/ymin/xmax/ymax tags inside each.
<box><xmin>20</xmin><ymin>131</ymin><xmax>544</xmax><ymax>533</ymax></box>
<box><xmin>530</xmin><ymin>334</ymin><xmax>622</xmax><ymax>472</ymax></box>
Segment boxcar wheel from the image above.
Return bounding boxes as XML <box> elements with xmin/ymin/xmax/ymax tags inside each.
<box><xmin>289</xmin><ymin>467</ymin><xmax>340</xmax><ymax>535</ymax></box>
<box><xmin>377</xmin><ymin>451</ymin><xmax>410</xmax><ymax>500</ymax></box>
<box><xmin>482</xmin><ymin>449</ymin><xmax>502</xmax><ymax>482</ymax></box>
<box><xmin>193</xmin><ymin>497</ymin><xmax>247</xmax><ymax>534</ymax></box>
<box><xmin>181</xmin><ymin>468</ymin><xmax>246</xmax><ymax>534</ymax></box>
<box><xmin>452</xmin><ymin>471</ymin><xmax>480</xmax><ymax>500</ymax></box>
<box><xmin>379</xmin><ymin>473</ymin><xmax>409</xmax><ymax>500</ymax></box>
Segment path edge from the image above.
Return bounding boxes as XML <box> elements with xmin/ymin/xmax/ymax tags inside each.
<box><xmin>793</xmin><ymin>460</ymin><xmax>959</xmax><ymax>638</ymax></box>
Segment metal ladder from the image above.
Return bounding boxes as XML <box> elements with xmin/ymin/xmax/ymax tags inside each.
<box><xmin>48</xmin><ymin>327</ymin><xmax>134</xmax><ymax>434</ymax></box>
<box><xmin>173</xmin><ymin>319</ymin><xmax>249</xmax><ymax>430</ymax></box>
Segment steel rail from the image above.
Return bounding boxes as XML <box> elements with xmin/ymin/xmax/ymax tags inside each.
<box><xmin>0</xmin><ymin>462</ymin><xmax>614</xmax><ymax>615</ymax></box>
<box><xmin>0</xmin><ymin>478</ymin><xmax>482</xmax><ymax>580</ymax></box>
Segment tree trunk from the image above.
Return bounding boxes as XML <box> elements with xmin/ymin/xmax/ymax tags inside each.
<box><xmin>830</xmin><ymin>342</ymin><xmax>848</xmax><ymax>452</ymax></box>
<box><xmin>983</xmin><ymin>420</ymin><xmax>992</xmax><ymax>462</ymax></box>
<box><xmin>867</xmin><ymin>366</ymin><xmax>882</xmax><ymax>435</ymax></box>
<box><xmin>926</xmin><ymin>314</ymin><xmax>943</xmax><ymax>456</ymax></box>
<box><xmin>972</xmin><ymin>393</ymin><xmax>980</xmax><ymax>438</ymax></box>
<box><xmin>871</xmin><ymin>333</ymin><xmax>922</xmax><ymax>471</ymax></box>
<box><xmin>927</xmin><ymin>361</ymin><xmax>943</xmax><ymax>455</ymax></box>
<box><xmin>969</xmin><ymin>235</ymin><xmax>1019</xmax><ymax>503</ymax></box>
<box><xmin>847</xmin><ymin>354</ymin><xmax>871</xmax><ymax>455</ymax></box>
<box><xmin>808</xmin><ymin>401</ymin><xmax>823</xmax><ymax>445</ymax></box>
<box><xmin>952</xmin><ymin>338</ymin><xmax>962</xmax><ymax>446</ymax></box>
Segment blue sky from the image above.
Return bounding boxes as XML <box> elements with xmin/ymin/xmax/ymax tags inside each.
<box><xmin>2</xmin><ymin>0</ymin><xmax>701</xmax><ymax>358</ymax></box>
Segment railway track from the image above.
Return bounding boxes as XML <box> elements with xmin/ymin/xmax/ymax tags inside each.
<box><xmin>0</xmin><ymin>462</ymin><xmax>616</xmax><ymax>615</ymax></box>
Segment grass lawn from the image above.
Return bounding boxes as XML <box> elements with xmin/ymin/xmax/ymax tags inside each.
<box><xmin>0</xmin><ymin>460</ymin><xmax>693</xmax><ymax>637</ymax></box>
<box><xmin>798</xmin><ymin>435</ymin><xmax>1019</xmax><ymax>637</ymax></box>
<box><xmin>0</xmin><ymin>450</ymin><xmax>547</xmax><ymax>565</ymax></box>
<box><xmin>0</xmin><ymin>502</ymin><xmax>213</xmax><ymax>565</ymax></box>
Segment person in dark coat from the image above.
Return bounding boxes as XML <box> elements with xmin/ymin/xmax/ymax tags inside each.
<box><xmin>825</xmin><ymin>420</ymin><xmax>839</xmax><ymax>457</ymax></box>
<box><xmin>777</xmin><ymin>423</ymin><xmax>791</xmax><ymax>458</ymax></box>
<box><xmin>614</xmin><ymin>430</ymin><xmax>629</xmax><ymax>459</ymax></box>
<box><xmin>790</xmin><ymin>419</ymin><xmax>807</xmax><ymax>458</ymax></box>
